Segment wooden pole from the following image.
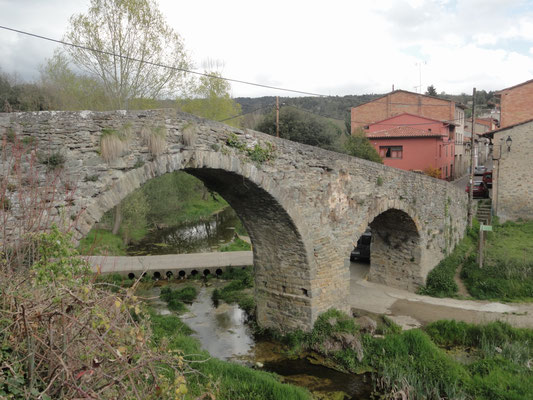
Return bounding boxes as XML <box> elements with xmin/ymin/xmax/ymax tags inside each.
<box><xmin>276</xmin><ymin>96</ymin><xmax>280</xmax><ymax>138</ymax></box>
<box><xmin>478</xmin><ymin>225</ymin><xmax>484</xmax><ymax>268</ymax></box>
<box><xmin>468</xmin><ymin>88</ymin><xmax>476</xmax><ymax>228</ymax></box>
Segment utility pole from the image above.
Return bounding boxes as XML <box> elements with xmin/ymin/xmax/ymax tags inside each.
<box><xmin>276</xmin><ymin>96</ymin><xmax>280</xmax><ymax>138</ymax></box>
<box><xmin>468</xmin><ymin>87</ymin><xmax>476</xmax><ymax>228</ymax></box>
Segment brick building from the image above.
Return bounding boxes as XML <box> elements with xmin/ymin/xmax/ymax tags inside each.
<box><xmin>484</xmin><ymin>118</ymin><xmax>533</xmax><ymax>222</ymax></box>
<box><xmin>495</xmin><ymin>79</ymin><xmax>533</xmax><ymax>128</ymax></box>
<box><xmin>351</xmin><ymin>90</ymin><xmax>466</xmax><ymax>178</ymax></box>
<box><xmin>366</xmin><ymin>113</ymin><xmax>455</xmax><ymax>180</ymax></box>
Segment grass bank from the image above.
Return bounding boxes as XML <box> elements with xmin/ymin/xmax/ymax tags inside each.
<box><xmin>149</xmin><ymin>312</ymin><xmax>311</xmax><ymax>400</ymax></box>
<box><xmin>420</xmin><ymin>219</ymin><xmax>533</xmax><ymax>301</ymax></box>
<box><xmin>461</xmin><ymin>220</ymin><xmax>533</xmax><ymax>301</ymax></box>
<box><xmin>280</xmin><ymin>309</ymin><xmax>533</xmax><ymax>399</ymax></box>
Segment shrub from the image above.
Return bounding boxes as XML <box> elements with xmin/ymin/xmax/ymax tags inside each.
<box><xmin>38</xmin><ymin>151</ymin><xmax>66</xmax><ymax>170</ymax></box>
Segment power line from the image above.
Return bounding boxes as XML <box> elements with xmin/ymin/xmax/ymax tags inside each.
<box><xmin>0</xmin><ymin>25</ymin><xmax>327</xmax><ymax>98</ymax></box>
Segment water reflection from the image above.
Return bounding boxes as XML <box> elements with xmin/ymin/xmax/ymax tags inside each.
<box><xmin>182</xmin><ymin>286</ymin><xmax>255</xmax><ymax>360</ymax></box>
<box><xmin>148</xmin><ymin>282</ymin><xmax>373</xmax><ymax>399</ymax></box>
<box><xmin>128</xmin><ymin>207</ymin><xmax>241</xmax><ymax>255</ymax></box>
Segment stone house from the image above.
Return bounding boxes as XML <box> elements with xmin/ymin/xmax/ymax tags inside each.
<box><xmin>483</xmin><ymin>118</ymin><xmax>533</xmax><ymax>222</ymax></box>
<box><xmin>366</xmin><ymin>113</ymin><xmax>455</xmax><ymax>179</ymax></box>
<box><xmin>351</xmin><ymin>89</ymin><xmax>467</xmax><ymax>178</ymax></box>
<box><xmin>496</xmin><ymin>79</ymin><xmax>533</xmax><ymax>128</ymax></box>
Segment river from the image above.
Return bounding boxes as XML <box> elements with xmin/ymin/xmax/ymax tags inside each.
<box><xmin>127</xmin><ymin>207</ymin><xmax>243</xmax><ymax>255</ymax></box>
<box><xmin>145</xmin><ymin>280</ymin><xmax>374</xmax><ymax>400</ymax></box>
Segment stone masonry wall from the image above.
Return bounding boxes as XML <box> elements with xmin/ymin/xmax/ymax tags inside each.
<box><xmin>494</xmin><ymin>121</ymin><xmax>533</xmax><ymax>222</ymax></box>
<box><xmin>0</xmin><ymin>109</ymin><xmax>468</xmax><ymax>331</ymax></box>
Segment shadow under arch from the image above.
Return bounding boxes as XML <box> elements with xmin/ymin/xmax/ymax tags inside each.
<box><xmin>357</xmin><ymin>207</ymin><xmax>423</xmax><ymax>292</ymax></box>
<box><xmin>186</xmin><ymin>167</ymin><xmax>313</xmax><ymax>330</ymax></box>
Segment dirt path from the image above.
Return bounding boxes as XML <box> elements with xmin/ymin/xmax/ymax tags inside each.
<box><xmin>349</xmin><ymin>261</ymin><xmax>533</xmax><ymax>330</ymax></box>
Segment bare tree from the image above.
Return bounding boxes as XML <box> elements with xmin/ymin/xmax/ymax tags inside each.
<box><xmin>65</xmin><ymin>0</ymin><xmax>193</xmax><ymax>109</ymax></box>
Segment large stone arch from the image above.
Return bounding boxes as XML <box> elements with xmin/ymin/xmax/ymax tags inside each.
<box><xmin>79</xmin><ymin>150</ymin><xmax>315</xmax><ymax>331</ymax></box>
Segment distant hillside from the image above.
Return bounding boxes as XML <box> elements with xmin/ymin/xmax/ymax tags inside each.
<box><xmin>235</xmin><ymin>90</ymin><xmax>497</xmax><ymax>130</ymax></box>
<box><xmin>235</xmin><ymin>94</ymin><xmax>382</xmax><ymax>128</ymax></box>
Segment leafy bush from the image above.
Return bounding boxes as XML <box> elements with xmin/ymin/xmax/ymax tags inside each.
<box><xmin>0</xmin><ymin>229</ymin><xmax>189</xmax><ymax>399</ymax></box>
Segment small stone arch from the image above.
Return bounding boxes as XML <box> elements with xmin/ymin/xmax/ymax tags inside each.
<box><xmin>351</xmin><ymin>199</ymin><xmax>424</xmax><ymax>291</ymax></box>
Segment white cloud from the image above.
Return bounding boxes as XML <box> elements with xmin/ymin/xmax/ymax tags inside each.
<box><xmin>0</xmin><ymin>0</ymin><xmax>533</xmax><ymax>97</ymax></box>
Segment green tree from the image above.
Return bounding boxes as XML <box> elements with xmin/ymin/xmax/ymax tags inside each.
<box><xmin>256</xmin><ymin>106</ymin><xmax>342</xmax><ymax>151</ymax></box>
<box><xmin>344</xmin><ymin>129</ymin><xmax>382</xmax><ymax>163</ymax></box>
<box><xmin>118</xmin><ymin>190</ymin><xmax>149</xmax><ymax>244</ymax></box>
<box><xmin>180</xmin><ymin>62</ymin><xmax>242</xmax><ymax>127</ymax></box>
<box><xmin>426</xmin><ymin>85</ymin><xmax>437</xmax><ymax>96</ymax></box>
<box><xmin>40</xmin><ymin>51</ymin><xmax>111</xmax><ymax>110</ymax></box>
<box><xmin>65</xmin><ymin>0</ymin><xmax>192</xmax><ymax>109</ymax></box>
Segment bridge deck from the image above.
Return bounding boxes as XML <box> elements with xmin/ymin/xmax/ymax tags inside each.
<box><xmin>89</xmin><ymin>251</ymin><xmax>253</xmax><ymax>276</ymax></box>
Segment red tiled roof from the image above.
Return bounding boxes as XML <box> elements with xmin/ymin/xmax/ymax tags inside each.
<box><xmin>366</xmin><ymin>126</ymin><xmax>444</xmax><ymax>138</ymax></box>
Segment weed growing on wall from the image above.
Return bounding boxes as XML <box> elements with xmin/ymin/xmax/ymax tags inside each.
<box><xmin>225</xmin><ymin>133</ymin><xmax>275</xmax><ymax>164</ymax></box>
<box><xmin>142</xmin><ymin>125</ymin><xmax>167</xmax><ymax>156</ymax></box>
<box><xmin>100</xmin><ymin>125</ymin><xmax>131</xmax><ymax>162</ymax></box>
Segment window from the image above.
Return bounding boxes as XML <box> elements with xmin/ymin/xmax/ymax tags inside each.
<box><xmin>379</xmin><ymin>146</ymin><xmax>403</xmax><ymax>159</ymax></box>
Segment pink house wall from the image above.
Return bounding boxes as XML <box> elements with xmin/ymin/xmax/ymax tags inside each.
<box><xmin>370</xmin><ymin>137</ymin><xmax>455</xmax><ymax>179</ymax></box>
<box><xmin>366</xmin><ymin>114</ymin><xmax>455</xmax><ymax>179</ymax></box>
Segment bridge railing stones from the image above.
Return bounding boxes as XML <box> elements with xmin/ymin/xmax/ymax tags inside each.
<box><xmin>0</xmin><ymin>109</ymin><xmax>468</xmax><ymax>331</ymax></box>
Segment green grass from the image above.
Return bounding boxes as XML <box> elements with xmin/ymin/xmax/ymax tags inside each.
<box><xmin>282</xmin><ymin>310</ymin><xmax>533</xmax><ymax>400</ymax></box>
<box><xmin>149</xmin><ymin>312</ymin><xmax>311</xmax><ymax>400</ymax></box>
<box><xmin>219</xmin><ymin>237</ymin><xmax>252</xmax><ymax>252</ymax></box>
<box><xmin>419</xmin><ymin>227</ymin><xmax>477</xmax><ymax>298</ymax></box>
<box><xmin>461</xmin><ymin>220</ymin><xmax>533</xmax><ymax>301</ymax></box>
<box><xmin>212</xmin><ymin>267</ymin><xmax>255</xmax><ymax>315</ymax></box>
<box><xmin>160</xmin><ymin>286</ymin><xmax>198</xmax><ymax>313</ymax></box>
<box><xmin>78</xmin><ymin>229</ymin><xmax>126</xmax><ymax>255</ymax></box>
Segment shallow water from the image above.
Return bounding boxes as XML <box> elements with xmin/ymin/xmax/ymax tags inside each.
<box><xmin>128</xmin><ymin>207</ymin><xmax>240</xmax><ymax>255</ymax></box>
<box><xmin>147</xmin><ymin>280</ymin><xmax>373</xmax><ymax>399</ymax></box>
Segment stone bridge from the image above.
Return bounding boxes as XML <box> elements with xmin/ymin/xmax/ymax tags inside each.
<box><xmin>0</xmin><ymin>109</ymin><xmax>468</xmax><ymax>331</ymax></box>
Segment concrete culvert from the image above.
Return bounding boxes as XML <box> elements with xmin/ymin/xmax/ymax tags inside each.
<box><xmin>128</xmin><ymin>273</ymin><xmax>135</xmax><ymax>280</ymax></box>
<box><xmin>191</xmin><ymin>270</ymin><xmax>198</xmax><ymax>276</ymax></box>
<box><xmin>166</xmin><ymin>271</ymin><xmax>173</xmax><ymax>279</ymax></box>
<box><xmin>215</xmin><ymin>268</ymin><xmax>223</xmax><ymax>276</ymax></box>
<box><xmin>203</xmin><ymin>269</ymin><xmax>211</xmax><ymax>276</ymax></box>
<box><xmin>141</xmin><ymin>272</ymin><xmax>147</xmax><ymax>278</ymax></box>
<box><xmin>178</xmin><ymin>270</ymin><xmax>186</xmax><ymax>278</ymax></box>
<box><xmin>153</xmin><ymin>271</ymin><xmax>161</xmax><ymax>280</ymax></box>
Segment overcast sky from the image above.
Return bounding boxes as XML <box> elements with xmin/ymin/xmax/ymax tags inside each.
<box><xmin>1</xmin><ymin>0</ymin><xmax>533</xmax><ymax>98</ymax></box>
